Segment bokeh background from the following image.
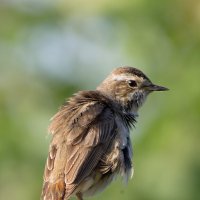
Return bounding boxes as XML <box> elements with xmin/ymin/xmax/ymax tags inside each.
<box><xmin>0</xmin><ymin>0</ymin><xmax>200</xmax><ymax>200</ymax></box>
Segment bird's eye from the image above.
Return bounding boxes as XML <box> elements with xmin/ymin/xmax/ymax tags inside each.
<box><xmin>128</xmin><ymin>80</ymin><xmax>137</xmax><ymax>87</ymax></box>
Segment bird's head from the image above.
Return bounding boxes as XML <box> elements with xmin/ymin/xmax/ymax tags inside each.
<box><xmin>97</xmin><ymin>66</ymin><xmax>168</xmax><ymax>113</ymax></box>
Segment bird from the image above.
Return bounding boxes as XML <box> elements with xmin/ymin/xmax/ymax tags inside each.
<box><xmin>41</xmin><ymin>66</ymin><xmax>168</xmax><ymax>200</ymax></box>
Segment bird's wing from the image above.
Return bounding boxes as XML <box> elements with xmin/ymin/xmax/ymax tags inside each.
<box><xmin>41</xmin><ymin>92</ymin><xmax>116</xmax><ymax>199</ymax></box>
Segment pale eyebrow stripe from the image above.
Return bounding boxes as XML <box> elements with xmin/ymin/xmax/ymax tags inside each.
<box><xmin>112</xmin><ymin>74</ymin><xmax>135</xmax><ymax>81</ymax></box>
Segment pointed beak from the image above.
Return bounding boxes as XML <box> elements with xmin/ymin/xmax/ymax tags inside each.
<box><xmin>147</xmin><ymin>84</ymin><xmax>169</xmax><ymax>91</ymax></box>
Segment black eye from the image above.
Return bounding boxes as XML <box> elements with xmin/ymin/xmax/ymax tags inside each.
<box><xmin>128</xmin><ymin>80</ymin><xmax>137</xmax><ymax>87</ymax></box>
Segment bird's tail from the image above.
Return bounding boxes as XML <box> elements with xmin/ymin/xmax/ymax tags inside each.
<box><xmin>41</xmin><ymin>179</ymin><xmax>65</xmax><ymax>200</ymax></box>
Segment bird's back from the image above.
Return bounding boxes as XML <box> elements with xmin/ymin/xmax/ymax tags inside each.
<box><xmin>41</xmin><ymin>91</ymin><xmax>125</xmax><ymax>199</ymax></box>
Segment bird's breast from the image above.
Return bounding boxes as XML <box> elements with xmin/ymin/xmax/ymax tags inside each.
<box><xmin>115</xmin><ymin>115</ymin><xmax>133</xmax><ymax>179</ymax></box>
<box><xmin>115</xmin><ymin>115</ymin><xmax>129</xmax><ymax>149</ymax></box>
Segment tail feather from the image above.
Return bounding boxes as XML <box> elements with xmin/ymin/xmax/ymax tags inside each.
<box><xmin>41</xmin><ymin>180</ymin><xmax>65</xmax><ymax>200</ymax></box>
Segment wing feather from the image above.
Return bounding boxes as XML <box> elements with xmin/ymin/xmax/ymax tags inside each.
<box><xmin>64</xmin><ymin>107</ymin><xmax>115</xmax><ymax>185</ymax></box>
<box><xmin>41</xmin><ymin>91</ymin><xmax>116</xmax><ymax>200</ymax></box>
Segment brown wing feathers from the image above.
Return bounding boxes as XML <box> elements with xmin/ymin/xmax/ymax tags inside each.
<box><xmin>41</xmin><ymin>91</ymin><xmax>116</xmax><ymax>200</ymax></box>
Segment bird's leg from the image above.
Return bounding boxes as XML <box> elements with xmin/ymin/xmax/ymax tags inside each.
<box><xmin>76</xmin><ymin>192</ymin><xmax>83</xmax><ymax>200</ymax></box>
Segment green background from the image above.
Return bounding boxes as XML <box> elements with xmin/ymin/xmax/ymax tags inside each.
<box><xmin>0</xmin><ymin>0</ymin><xmax>200</xmax><ymax>199</ymax></box>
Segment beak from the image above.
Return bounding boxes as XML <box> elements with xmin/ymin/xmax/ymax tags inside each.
<box><xmin>147</xmin><ymin>84</ymin><xmax>169</xmax><ymax>91</ymax></box>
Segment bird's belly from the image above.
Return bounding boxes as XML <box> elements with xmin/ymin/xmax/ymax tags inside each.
<box><xmin>82</xmin><ymin>135</ymin><xmax>133</xmax><ymax>197</ymax></box>
<box><xmin>81</xmin><ymin>170</ymin><xmax>116</xmax><ymax>197</ymax></box>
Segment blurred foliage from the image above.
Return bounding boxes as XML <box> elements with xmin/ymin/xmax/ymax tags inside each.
<box><xmin>0</xmin><ymin>0</ymin><xmax>200</xmax><ymax>200</ymax></box>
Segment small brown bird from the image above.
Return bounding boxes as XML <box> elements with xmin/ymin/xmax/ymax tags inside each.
<box><xmin>41</xmin><ymin>66</ymin><xmax>168</xmax><ymax>200</ymax></box>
